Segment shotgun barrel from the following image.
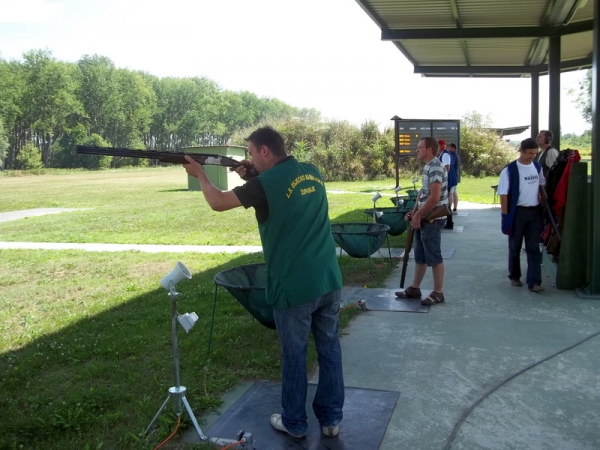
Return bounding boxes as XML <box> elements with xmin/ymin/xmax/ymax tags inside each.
<box><xmin>400</xmin><ymin>224</ymin><xmax>414</xmax><ymax>289</ymax></box>
<box><xmin>76</xmin><ymin>145</ymin><xmax>244</xmax><ymax>168</ymax></box>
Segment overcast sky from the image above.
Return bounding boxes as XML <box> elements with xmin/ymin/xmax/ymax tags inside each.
<box><xmin>0</xmin><ymin>0</ymin><xmax>591</xmax><ymax>138</ymax></box>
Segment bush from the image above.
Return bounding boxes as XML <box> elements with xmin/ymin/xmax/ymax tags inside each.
<box><xmin>459</xmin><ymin>112</ymin><xmax>514</xmax><ymax>176</ymax></box>
<box><xmin>15</xmin><ymin>143</ymin><xmax>43</xmax><ymax>170</ymax></box>
<box><xmin>231</xmin><ymin>114</ymin><xmax>513</xmax><ymax>181</ymax></box>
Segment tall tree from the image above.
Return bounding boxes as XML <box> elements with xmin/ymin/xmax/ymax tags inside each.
<box><xmin>0</xmin><ymin>58</ymin><xmax>25</xmax><ymax>168</ymax></box>
<box><xmin>20</xmin><ymin>49</ymin><xmax>83</xmax><ymax>166</ymax></box>
<box><xmin>108</xmin><ymin>69</ymin><xmax>156</xmax><ymax>149</ymax></box>
<box><xmin>76</xmin><ymin>54</ymin><xmax>121</xmax><ymax>138</ymax></box>
<box><xmin>0</xmin><ymin>119</ymin><xmax>8</xmax><ymax>168</ymax></box>
<box><xmin>573</xmin><ymin>69</ymin><xmax>592</xmax><ymax>124</ymax></box>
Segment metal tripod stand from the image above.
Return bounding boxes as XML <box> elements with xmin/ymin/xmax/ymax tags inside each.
<box><xmin>145</xmin><ymin>282</ymin><xmax>206</xmax><ymax>441</ymax></box>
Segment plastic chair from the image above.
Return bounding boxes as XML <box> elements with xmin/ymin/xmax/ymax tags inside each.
<box><xmin>210</xmin><ymin>263</ymin><xmax>274</xmax><ymax>352</ymax></box>
<box><xmin>330</xmin><ymin>223</ymin><xmax>391</xmax><ymax>265</ymax></box>
<box><xmin>363</xmin><ymin>207</ymin><xmax>411</xmax><ymax>236</ymax></box>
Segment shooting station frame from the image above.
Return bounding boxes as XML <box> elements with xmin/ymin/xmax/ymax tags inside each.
<box><xmin>391</xmin><ymin>116</ymin><xmax>460</xmax><ymax>187</ymax></box>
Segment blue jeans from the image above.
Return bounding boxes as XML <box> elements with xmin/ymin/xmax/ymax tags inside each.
<box><xmin>273</xmin><ymin>289</ymin><xmax>344</xmax><ymax>436</ymax></box>
<box><xmin>413</xmin><ymin>219</ymin><xmax>444</xmax><ymax>266</ymax></box>
<box><xmin>508</xmin><ymin>206</ymin><xmax>544</xmax><ymax>288</ymax></box>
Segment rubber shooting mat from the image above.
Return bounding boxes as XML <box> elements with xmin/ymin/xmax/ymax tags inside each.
<box><xmin>441</xmin><ymin>226</ymin><xmax>464</xmax><ymax>233</ymax></box>
<box><xmin>342</xmin><ymin>287</ymin><xmax>430</xmax><ymax>313</ymax></box>
<box><xmin>205</xmin><ymin>380</ymin><xmax>399</xmax><ymax>450</ymax></box>
<box><xmin>398</xmin><ymin>248</ymin><xmax>455</xmax><ymax>259</ymax></box>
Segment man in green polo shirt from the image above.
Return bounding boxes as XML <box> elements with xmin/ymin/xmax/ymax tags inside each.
<box><xmin>183</xmin><ymin>126</ymin><xmax>344</xmax><ymax>440</ymax></box>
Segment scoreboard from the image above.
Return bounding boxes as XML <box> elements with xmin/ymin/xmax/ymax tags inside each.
<box><xmin>395</xmin><ymin>119</ymin><xmax>460</xmax><ymax>157</ymax></box>
<box><xmin>392</xmin><ymin>117</ymin><xmax>461</xmax><ymax>187</ymax></box>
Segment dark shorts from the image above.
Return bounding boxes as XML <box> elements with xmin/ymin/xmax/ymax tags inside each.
<box><xmin>413</xmin><ymin>219</ymin><xmax>444</xmax><ymax>266</ymax></box>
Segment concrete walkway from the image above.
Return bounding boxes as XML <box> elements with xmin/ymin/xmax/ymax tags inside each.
<box><xmin>2</xmin><ymin>204</ymin><xmax>599</xmax><ymax>449</ymax></box>
<box><xmin>0</xmin><ymin>208</ymin><xmax>90</xmax><ymax>223</ymax></box>
<box><xmin>334</xmin><ymin>202</ymin><xmax>600</xmax><ymax>450</ymax></box>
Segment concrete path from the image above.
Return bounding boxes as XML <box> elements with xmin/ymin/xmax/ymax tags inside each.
<box><xmin>328</xmin><ymin>202</ymin><xmax>600</xmax><ymax>450</ymax></box>
<box><xmin>0</xmin><ymin>208</ymin><xmax>89</xmax><ymax>223</ymax></box>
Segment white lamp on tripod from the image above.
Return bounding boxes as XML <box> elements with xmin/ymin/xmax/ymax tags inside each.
<box><xmin>145</xmin><ymin>262</ymin><xmax>206</xmax><ymax>441</ymax></box>
<box><xmin>393</xmin><ymin>185</ymin><xmax>403</xmax><ymax>208</ymax></box>
<box><xmin>371</xmin><ymin>192</ymin><xmax>383</xmax><ymax>223</ymax></box>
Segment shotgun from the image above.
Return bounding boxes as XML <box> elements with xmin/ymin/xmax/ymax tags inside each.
<box><xmin>399</xmin><ymin>224</ymin><xmax>414</xmax><ymax>289</ymax></box>
<box><xmin>539</xmin><ymin>186</ymin><xmax>561</xmax><ymax>240</ymax></box>
<box><xmin>76</xmin><ymin>146</ymin><xmax>258</xmax><ymax>179</ymax></box>
<box><xmin>399</xmin><ymin>204</ymin><xmax>451</xmax><ymax>288</ymax></box>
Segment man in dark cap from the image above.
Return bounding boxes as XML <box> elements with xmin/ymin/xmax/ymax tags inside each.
<box><xmin>497</xmin><ymin>138</ymin><xmax>546</xmax><ymax>292</ymax></box>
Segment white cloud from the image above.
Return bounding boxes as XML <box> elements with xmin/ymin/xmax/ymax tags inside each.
<box><xmin>0</xmin><ymin>0</ymin><xmax>63</xmax><ymax>24</ymax></box>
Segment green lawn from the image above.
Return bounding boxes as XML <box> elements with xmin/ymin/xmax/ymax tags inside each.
<box><xmin>1</xmin><ymin>167</ymin><xmax>418</xmax><ymax>450</ymax></box>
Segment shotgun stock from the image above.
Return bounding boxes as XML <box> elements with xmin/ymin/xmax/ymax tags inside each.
<box><xmin>422</xmin><ymin>204</ymin><xmax>451</xmax><ymax>222</ymax></box>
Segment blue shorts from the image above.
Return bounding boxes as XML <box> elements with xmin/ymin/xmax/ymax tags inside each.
<box><xmin>413</xmin><ymin>219</ymin><xmax>444</xmax><ymax>266</ymax></box>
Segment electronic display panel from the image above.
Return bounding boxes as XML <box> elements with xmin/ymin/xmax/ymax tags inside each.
<box><xmin>397</xmin><ymin>121</ymin><xmax>431</xmax><ymax>156</ymax></box>
<box><xmin>432</xmin><ymin>122</ymin><xmax>459</xmax><ymax>148</ymax></box>
<box><xmin>392</xmin><ymin>118</ymin><xmax>460</xmax><ymax>187</ymax></box>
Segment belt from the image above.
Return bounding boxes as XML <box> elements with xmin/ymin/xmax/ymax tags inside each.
<box><xmin>517</xmin><ymin>205</ymin><xmax>540</xmax><ymax>210</ymax></box>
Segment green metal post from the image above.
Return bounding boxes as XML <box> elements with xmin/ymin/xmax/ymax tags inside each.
<box><xmin>580</xmin><ymin>0</ymin><xmax>600</xmax><ymax>296</ymax></box>
<box><xmin>548</xmin><ymin>36</ymin><xmax>561</xmax><ymax>150</ymax></box>
<box><xmin>556</xmin><ymin>163</ymin><xmax>588</xmax><ymax>289</ymax></box>
<box><xmin>531</xmin><ymin>72</ymin><xmax>539</xmax><ymax>138</ymax></box>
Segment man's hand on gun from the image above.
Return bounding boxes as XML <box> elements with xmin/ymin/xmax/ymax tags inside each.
<box><xmin>234</xmin><ymin>160</ymin><xmax>257</xmax><ymax>181</ymax></box>
<box><xmin>405</xmin><ymin>210</ymin><xmax>423</xmax><ymax>229</ymax></box>
<box><xmin>183</xmin><ymin>156</ymin><xmax>257</xmax><ymax>182</ymax></box>
<box><xmin>183</xmin><ymin>155</ymin><xmax>205</xmax><ymax>178</ymax></box>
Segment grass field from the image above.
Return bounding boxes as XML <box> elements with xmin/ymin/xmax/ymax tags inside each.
<box><xmin>1</xmin><ymin>167</ymin><xmax>420</xmax><ymax>450</ymax></box>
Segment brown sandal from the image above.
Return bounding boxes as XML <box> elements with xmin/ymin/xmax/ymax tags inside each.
<box><xmin>421</xmin><ymin>291</ymin><xmax>445</xmax><ymax>305</ymax></box>
<box><xmin>395</xmin><ymin>286</ymin><xmax>422</xmax><ymax>299</ymax></box>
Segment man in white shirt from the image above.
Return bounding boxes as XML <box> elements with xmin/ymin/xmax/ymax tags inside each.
<box><xmin>497</xmin><ymin>138</ymin><xmax>546</xmax><ymax>292</ymax></box>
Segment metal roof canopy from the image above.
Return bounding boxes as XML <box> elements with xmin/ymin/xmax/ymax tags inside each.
<box><xmin>354</xmin><ymin>0</ymin><xmax>593</xmax><ymax>78</ymax></box>
<box><xmin>353</xmin><ymin>0</ymin><xmax>600</xmax><ymax>295</ymax></box>
<box><xmin>486</xmin><ymin>126</ymin><xmax>531</xmax><ymax>136</ymax></box>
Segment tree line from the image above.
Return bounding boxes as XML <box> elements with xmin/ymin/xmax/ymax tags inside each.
<box><xmin>2</xmin><ymin>49</ymin><xmax>551</xmax><ymax>178</ymax></box>
<box><xmin>0</xmin><ymin>49</ymin><xmax>319</xmax><ymax>170</ymax></box>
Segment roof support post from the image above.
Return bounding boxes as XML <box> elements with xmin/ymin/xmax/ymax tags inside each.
<box><xmin>531</xmin><ymin>72</ymin><xmax>540</xmax><ymax>138</ymax></box>
<box><xmin>581</xmin><ymin>0</ymin><xmax>600</xmax><ymax>296</ymax></box>
<box><xmin>548</xmin><ymin>36</ymin><xmax>561</xmax><ymax>150</ymax></box>
<box><xmin>393</xmin><ymin>117</ymin><xmax>400</xmax><ymax>188</ymax></box>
